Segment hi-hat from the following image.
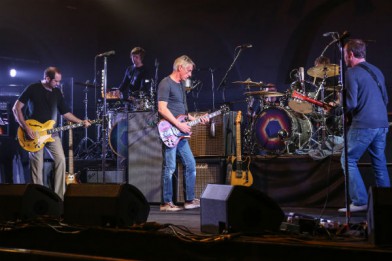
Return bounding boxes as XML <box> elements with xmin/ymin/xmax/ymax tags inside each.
<box><xmin>307</xmin><ymin>64</ymin><xmax>340</xmax><ymax>78</ymax></box>
<box><xmin>244</xmin><ymin>91</ymin><xmax>284</xmax><ymax>97</ymax></box>
<box><xmin>233</xmin><ymin>80</ymin><xmax>264</xmax><ymax>86</ymax></box>
<box><xmin>324</xmin><ymin>85</ymin><xmax>342</xmax><ymax>91</ymax></box>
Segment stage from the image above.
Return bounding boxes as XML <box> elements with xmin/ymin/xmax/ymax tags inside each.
<box><xmin>0</xmin><ymin>204</ymin><xmax>391</xmax><ymax>261</ymax></box>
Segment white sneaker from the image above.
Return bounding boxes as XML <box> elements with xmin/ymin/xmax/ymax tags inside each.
<box><xmin>184</xmin><ymin>199</ymin><xmax>200</xmax><ymax>209</ymax></box>
<box><xmin>338</xmin><ymin>203</ymin><xmax>367</xmax><ymax>213</ymax></box>
<box><xmin>160</xmin><ymin>202</ymin><xmax>183</xmax><ymax>212</ymax></box>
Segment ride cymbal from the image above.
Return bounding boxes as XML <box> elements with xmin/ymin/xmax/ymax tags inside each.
<box><xmin>307</xmin><ymin>64</ymin><xmax>340</xmax><ymax>78</ymax></box>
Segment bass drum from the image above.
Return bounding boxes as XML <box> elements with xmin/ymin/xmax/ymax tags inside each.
<box><xmin>254</xmin><ymin>106</ymin><xmax>312</xmax><ymax>153</ymax></box>
<box><xmin>108</xmin><ymin>111</ymin><xmax>128</xmax><ymax>158</ymax></box>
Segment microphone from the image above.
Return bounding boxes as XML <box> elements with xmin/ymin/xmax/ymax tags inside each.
<box><xmin>323</xmin><ymin>32</ymin><xmax>338</xmax><ymax>37</ymax></box>
<box><xmin>96</xmin><ymin>50</ymin><xmax>115</xmax><ymax>57</ymax></box>
<box><xmin>237</xmin><ymin>44</ymin><xmax>253</xmax><ymax>49</ymax></box>
<box><xmin>338</xmin><ymin>31</ymin><xmax>350</xmax><ymax>41</ymax></box>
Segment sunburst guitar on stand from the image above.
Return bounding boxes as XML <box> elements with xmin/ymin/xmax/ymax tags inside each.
<box><xmin>65</xmin><ymin>124</ymin><xmax>79</xmax><ymax>185</ymax></box>
<box><xmin>158</xmin><ymin>105</ymin><xmax>229</xmax><ymax>148</ymax></box>
<box><xmin>230</xmin><ymin>111</ymin><xmax>253</xmax><ymax>186</ymax></box>
<box><xmin>17</xmin><ymin>118</ymin><xmax>100</xmax><ymax>152</ymax></box>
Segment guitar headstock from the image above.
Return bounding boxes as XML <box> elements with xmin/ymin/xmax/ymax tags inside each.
<box><xmin>235</xmin><ymin>111</ymin><xmax>242</xmax><ymax>123</ymax></box>
<box><xmin>220</xmin><ymin>104</ymin><xmax>230</xmax><ymax>114</ymax></box>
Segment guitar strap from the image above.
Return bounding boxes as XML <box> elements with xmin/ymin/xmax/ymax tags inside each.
<box><xmin>357</xmin><ymin>63</ymin><xmax>386</xmax><ymax>106</ymax></box>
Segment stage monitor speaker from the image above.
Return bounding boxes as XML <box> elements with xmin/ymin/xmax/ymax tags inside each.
<box><xmin>176</xmin><ymin>157</ymin><xmax>225</xmax><ymax>203</ymax></box>
<box><xmin>189</xmin><ymin>111</ymin><xmax>236</xmax><ymax>157</ymax></box>
<box><xmin>367</xmin><ymin>187</ymin><xmax>392</xmax><ymax>246</ymax></box>
<box><xmin>127</xmin><ymin>111</ymin><xmax>162</xmax><ymax>203</ymax></box>
<box><xmin>63</xmin><ymin>183</ymin><xmax>150</xmax><ymax>227</ymax></box>
<box><xmin>200</xmin><ymin>184</ymin><xmax>285</xmax><ymax>234</ymax></box>
<box><xmin>0</xmin><ymin>184</ymin><xmax>63</xmax><ymax>222</ymax></box>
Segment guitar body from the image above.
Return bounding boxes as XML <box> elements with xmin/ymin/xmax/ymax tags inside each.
<box><xmin>17</xmin><ymin>118</ymin><xmax>101</xmax><ymax>152</ymax></box>
<box><xmin>158</xmin><ymin>115</ymin><xmax>191</xmax><ymax>148</ymax></box>
<box><xmin>230</xmin><ymin>157</ymin><xmax>253</xmax><ymax>186</ymax></box>
<box><xmin>17</xmin><ymin>119</ymin><xmax>56</xmax><ymax>152</ymax></box>
<box><xmin>230</xmin><ymin>111</ymin><xmax>253</xmax><ymax>187</ymax></box>
<box><xmin>65</xmin><ymin>173</ymin><xmax>79</xmax><ymax>185</ymax></box>
<box><xmin>158</xmin><ymin>105</ymin><xmax>229</xmax><ymax>148</ymax></box>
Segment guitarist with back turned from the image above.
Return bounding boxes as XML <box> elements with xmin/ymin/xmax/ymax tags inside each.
<box><xmin>12</xmin><ymin>67</ymin><xmax>91</xmax><ymax>200</ymax></box>
<box><xmin>157</xmin><ymin>55</ymin><xmax>209</xmax><ymax>212</ymax></box>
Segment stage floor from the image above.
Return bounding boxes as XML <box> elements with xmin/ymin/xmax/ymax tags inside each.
<box><xmin>1</xmin><ymin>204</ymin><xmax>392</xmax><ymax>261</ymax></box>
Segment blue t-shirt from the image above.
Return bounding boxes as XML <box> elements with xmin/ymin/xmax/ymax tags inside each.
<box><xmin>345</xmin><ymin>62</ymin><xmax>389</xmax><ymax>128</ymax></box>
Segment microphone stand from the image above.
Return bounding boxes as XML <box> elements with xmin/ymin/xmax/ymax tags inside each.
<box><xmin>101</xmin><ymin>56</ymin><xmax>109</xmax><ymax>183</ymax></box>
<box><xmin>338</xmin><ymin>38</ymin><xmax>350</xmax><ymax>227</ymax></box>
<box><xmin>324</xmin><ymin>31</ymin><xmax>351</xmax><ymax>226</ymax></box>
<box><xmin>217</xmin><ymin>47</ymin><xmax>245</xmax><ymax>101</ymax></box>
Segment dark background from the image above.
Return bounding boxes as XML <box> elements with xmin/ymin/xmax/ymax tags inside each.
<box><xmin>1</xmin><ymin>0</ymin><xmax>392</xmax><ymax>180</ymax></box>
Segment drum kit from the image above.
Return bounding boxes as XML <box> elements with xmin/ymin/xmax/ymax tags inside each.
<box><xmin>236</xmin><ymin>63</ymin><xmax>342</xmax><ymax>155</ymax></box>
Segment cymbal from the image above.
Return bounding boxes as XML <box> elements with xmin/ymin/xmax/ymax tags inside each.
<box><xmin>247</xmin><ymin>83</ymin><xmax>276</xmax><ymax>88</ymax></box>
<box><xmin>244</xmin><ymin>91</ymin><xmax>284</xmax><ymax>97</ymax></box>
<box><xmin>307</xmin><ymin>64</ymin><xmax>340</xmax><ymax>78</ymax></box>
<box><xmin>74</xmin><ymin>81</ymin><xmax>96</xmax><ymax>87</ymax></box>
<box><xmin>232</xmin><ymin>80</ymin><xmax>264</xmax><ymax>86</ymax></box>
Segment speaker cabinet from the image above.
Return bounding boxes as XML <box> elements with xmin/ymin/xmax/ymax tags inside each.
<box><xmin>63</xmin><ymin>183</ymin><xmax>150</xmax><ymax>227</ymax></box>
<box><xmin>176</xmin><ymin>157</ymin><xmax>225</xmax><ymax>203</ymax></box>
<box><xmin>127</xmin><ymin>112</ymin><xmax>162</xmax><ymax>203</ymax></box>
<box><xmin>367</xmin><ymin>187</ymin><xmax>392</xmax><ymax>246</ymax></box>
<box><xmin>82</xmin><ymin>169</ymin><xmax>126</xmax><ymax>184</ymax></box>
<box><xmin>200</xmin><ymin>184</ymin><xmax>285</xmax><ymax>234</ymax></box>
<box><xmin>189</xmin><ymin>111</ymin><xmax>236</xmax><ymax>157</ymax></box>
<box><xmin>0</xmin><ymin>184</ymin><xmax>63</xmax><ymax>222</ymax></box>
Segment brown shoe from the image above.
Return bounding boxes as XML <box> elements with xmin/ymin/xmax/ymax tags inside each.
<box><xmin>160</xmin><ymin>202</ymin><xmax>183</xmax><ymax>212</ymax></box>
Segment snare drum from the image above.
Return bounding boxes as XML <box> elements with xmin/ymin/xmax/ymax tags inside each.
<box><xmin>254</xmin><ymin>106</ymin><xmax>312</xmax><ymax>153</ymax></box>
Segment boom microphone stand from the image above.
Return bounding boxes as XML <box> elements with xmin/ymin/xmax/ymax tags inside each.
<box><xmin>323</xmin><ymin>31</ymin><xmax>351</xmax><ymax>225</ymax></box>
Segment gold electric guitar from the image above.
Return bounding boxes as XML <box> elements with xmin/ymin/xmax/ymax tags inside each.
<box><xmin>17</xmin><ymin>118</ymin><xmax>100</xmax><ymax>152</ymax></box>
<box><xmin>230</xmin><ymin>111</ymin><xmax>253</xmax><ymax>186</ymax></box>
<box><xmin>65</xmin><ymin>125</ymin><xmax>79</xmax><ymax>185</ymax></box>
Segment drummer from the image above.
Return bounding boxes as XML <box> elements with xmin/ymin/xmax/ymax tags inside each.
<box><xmin>115</xmin><ymin>46</ymin><xmax>151</xmax><ymax>101</ymax></box>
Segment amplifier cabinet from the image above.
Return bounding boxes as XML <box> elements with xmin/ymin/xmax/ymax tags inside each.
<box><xmin>188</xmin><ymin>111</ymin><xmax>237</xmax><ymax>157</ymax></box>
<box><xmin>176</xmin><ymin>157</ymin><xmax>226</xmax><ymax>203</ymax></box>
<box><xmin>82</xmin><ymin>169</ymin><xmax>126</xmax><ymax>184</ymax></box>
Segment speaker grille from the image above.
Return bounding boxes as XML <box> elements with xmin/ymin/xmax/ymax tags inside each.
<box><xmin>188</xmin><ymin>111</ymin><xmax>236</xmax><ymax>157</ymax></box>
<box><xmin>176</xmin><ymin>157</ymin><xmax>225</xmax><ymax>203</ymax></box>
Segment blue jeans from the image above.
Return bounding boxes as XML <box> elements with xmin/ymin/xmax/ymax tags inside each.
<box><xmin>161</xmin><ymin>139</ymin><xmax>196</xmax><ymax>204</ymax></box>
<box><xmin>340</xmin><ymin>128</ymin><xmax>390</xmax><ymax>206</ymax></box>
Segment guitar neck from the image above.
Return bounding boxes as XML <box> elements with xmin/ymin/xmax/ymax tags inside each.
<box><xmin>235</xmin><ymin>111</ymin><xmax>242</xmax><ymax>163</ymax></box>
<box><xmin>187</xmin><ymin>110</ymin><xmax>222</xmax><ymax>127</ymax></box>
<box><xmin>48</xmin><ymin>119</ymin><xmax>98</xmax><ymax>135</ymax></box>
<box><xmin>68</xmin><ymin>124</ymin><xmax>74</xmax><ymax>174</ymax></box>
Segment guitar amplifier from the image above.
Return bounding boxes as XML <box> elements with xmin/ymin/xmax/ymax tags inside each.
<box><xmin>188</xmin><ymin>111</ymin><xmax>237</xmax><ymax>157</ymax></box>
<box><xmin>175</xmin><ymin>157</ymin><xmax>226</xmax><ymax>203</ymax></box>
<box><xmin>81</xmin><ymin>169</ymin><xmax>126</xmax><ymax>184</ymax></box>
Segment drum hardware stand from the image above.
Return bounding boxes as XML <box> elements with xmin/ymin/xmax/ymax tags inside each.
<box><xmin>309</xmin><ymin>73</ymin><xmax>331</xmax><ymax>149</ymax></box>
<box><xmin>74</xmin><ymin>81</ymin><xmax>96</xmax><ymax>159</ymax></box>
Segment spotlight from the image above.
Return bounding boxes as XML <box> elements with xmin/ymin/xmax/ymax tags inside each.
<box><xmin>9</xmin><ymin>68</ymin><xmax>17</xmax><ymax>78</ymax></box>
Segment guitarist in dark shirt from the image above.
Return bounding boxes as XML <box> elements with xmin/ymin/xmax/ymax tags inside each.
<box><xmin>12</xmin><ymin>67</ymin><xmax>91</xmax><ymax>200</ymax></box>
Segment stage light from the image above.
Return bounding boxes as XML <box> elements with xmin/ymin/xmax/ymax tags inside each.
<box><xmin>9</xmin><ymin>68</ymin><xmax>17</xmax><ymax>77</ymax></box>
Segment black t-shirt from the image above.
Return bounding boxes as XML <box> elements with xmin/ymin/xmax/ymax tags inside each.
<box><xmin>118</xmin><ymin>65</ymin><xmax>150</xmax><ymax>99</ymax></box>
<box><xmin>18</xmin><ymin>82</ymin><xmax>69</xmax><ymax>125</ymax></box>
